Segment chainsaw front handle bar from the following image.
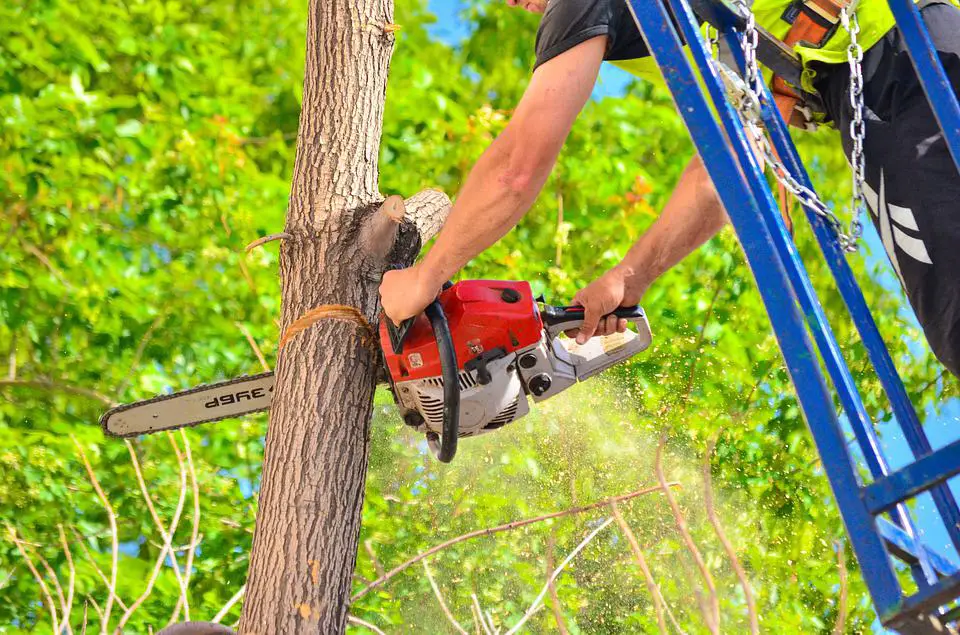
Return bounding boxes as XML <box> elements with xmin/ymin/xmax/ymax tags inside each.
<box><xmin>541</xmin><ymin>304</ymin><xmax>648</xmax><ymax>337</ymax></box>
<box><xmin>424</xmin><ymin>299</ymin><xmax>460</xmax><ymax>463</ymax></box>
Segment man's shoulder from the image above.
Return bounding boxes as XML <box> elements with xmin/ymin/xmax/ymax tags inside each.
<box><xmin>535</xmin><ymin>0</ymin><xmax>647</xmax><ymax>71</ymax></box>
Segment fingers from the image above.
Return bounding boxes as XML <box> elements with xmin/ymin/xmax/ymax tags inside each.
<box><xmin>594</xmin><ymin>314</ymin><xmax>615</xmax><ymax>336</ymax></box>
<box><xmin>593</xmin><ymin>315</ymin><xmax>628</xmax><ymax>337</ymax></box>
<box><xmin>575</xmin><ymin>304</ymin><xmax>601</xmax><ymax>345</ymax></box>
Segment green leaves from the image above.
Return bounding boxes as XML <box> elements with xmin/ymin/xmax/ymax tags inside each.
<box><xmin>2</xmin><ymin>0</ymin><xmax>955</xmax><ymax>632</ymax></box>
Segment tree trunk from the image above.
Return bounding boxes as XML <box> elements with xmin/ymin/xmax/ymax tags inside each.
<box><xmin>239</xmin><ymin>0</ymin><xmax>449</xmax><ymax>632</ymax></box>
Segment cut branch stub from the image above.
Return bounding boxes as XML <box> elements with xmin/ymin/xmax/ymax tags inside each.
<box><xmin>245</xmin><ymin>232</ymin><xmax>294</xmax><ymax>253</ymax></box>
<box><xmin>404</xmin><ymin>189</ymin><xmax>450</xmax><ymax>245</ymax></box>
<box><xmin>364</xmin><ymin>188</ymin><xmax>451</xmax><ymax>272</ymax></box>
<box><xmin>386</xmin><ymin>188</ymin><xmax>451</xmax><ymax>269</ymax></box>
<box><xmin>380</xmin><ymin>195</ymin><xmax>405</xmax><ymax>223</ymax></box>
<box><xmin>363</xmin><ymin>196</ymin><xmax>408</xmax><ymax>262</ymax></box>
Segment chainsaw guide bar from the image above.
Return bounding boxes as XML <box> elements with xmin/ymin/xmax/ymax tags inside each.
<box><xmin>100</xmin><ymin>372</ymin><xmax>275</xmax><ymax>438</ymax></box>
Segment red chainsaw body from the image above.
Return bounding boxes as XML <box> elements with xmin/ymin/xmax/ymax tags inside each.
<box><xmin>380</xmin><ymin>280</ymin><xmax>543</xmax><ymax>382</ymax></box>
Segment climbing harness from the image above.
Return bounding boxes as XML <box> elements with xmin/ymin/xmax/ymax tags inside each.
<box><xmin>712</xmin><ymin>0</ymin><xmax>868</xmax><ymax>251</ymax></box>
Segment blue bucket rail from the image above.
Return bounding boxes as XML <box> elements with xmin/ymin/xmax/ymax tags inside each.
<box><xmin>621</xmin><ymin>0</ymin><xmax>960</xmax><ymax>630</ymax></box>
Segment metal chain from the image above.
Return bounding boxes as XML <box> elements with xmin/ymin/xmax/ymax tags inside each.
<box><xmin>722</xmin><ymin>0</ymin><xmax>865</xmax><ymax>252</ymax></box>
<box><xmin>741</xmin><ymin>4</ymin><xmax>763</xmax><ymax>97</ymax></box>
<box><xmin>841</xmin><ymin>7</ymin><xmax>867</xmax><ymax>248</ymax></box>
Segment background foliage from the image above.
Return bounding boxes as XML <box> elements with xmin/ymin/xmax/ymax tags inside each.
<box><xmin>2</xmin><ymin>0</ymin><xmax>958</xmax><ymax>632</ymax></box>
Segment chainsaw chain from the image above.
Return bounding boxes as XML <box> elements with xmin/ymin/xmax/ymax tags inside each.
<box><xmin>99</xmin><ymin>371</ymin><xmax>275</xmax><ymax>438</ymax></box>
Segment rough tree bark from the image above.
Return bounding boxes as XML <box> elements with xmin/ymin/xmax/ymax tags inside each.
<box><xmin>238</xmin><ymin>0</ymin><xmax>450</xmax><ymax>632</ymax></box>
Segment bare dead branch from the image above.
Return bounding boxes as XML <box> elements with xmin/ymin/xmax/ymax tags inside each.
<box><xmin>703</xmin><ymin>439</ymin><xmax>758</xmax><ymax>634</ymax></box>
<box><xmin>87</xmin><ymin>595</ymin><xmax>103</xmax><ymax>624</ymax></box>
<box><xmin>656</xmin><ymin>433</ymin><xmax>719</xmax><ymax>634</ymax></box>
<box><xmin>236</xmin><ymin>257</ymin><xmax>257</xmax><ymax>295</ymax></box>
<box><xmin>171</xmin><ymin>429</ymin><xmax>202</xmax><ymax>623</ymax></box>
<box><xmin>347</xmin><ymin>615</ymin><xmax>387</xmax><ymax>635</ymax></box>
<box><xmin>505</xmin><ymin>518</ymin><xmax>616</xmax><ymax>635</ymax></box>
<box><xmin>146</xmin><ymin>536</ymin><xmax>203</xmax><ymax>553</ymax></box>
<box><xmin>423</xmin><ymin>559</ymin><xmax>469</xmax><ymax>635</ymax></box>
<box><xmin>72</xmin><ymin>437</ymin><xmax>119</xmax><ymax>631</ymax></box>
<box><xmin>610</xmin><ymin>501</ymin><xmax>667</xmax><ymax>635</ymax></box>
<box><xmin>833</xmin><ymin>541</ymin><xmax>848</xmax><ymax>635</ymax></box>
<box><xmin>0</xmin><ymin>201</ymin><xmax>24</xmax><ymax>250</ymax></box>
<box><xmin>69</xmin><ymin>528</ymin><xmax>129</xmax><ymax>613</ymax></box>
<box><xmin>363</xmin><ymin>539</ymin><xmax>385</xmax><ymax>578</ymax></box>
<box><xmin>353</xmin><ymin>573</ymin><xmax>372</xmax><ymax>586</ymax></box>
<box><xmin>352</xmin><ymin>483</ymin><xmax>677</xmax><ymax>602</ymax></box>
<box><xmin>683</xmin><ymin>285</ymin><xmax>723</xmax><ymax>404</ymax></box>
<box><xmin>219</xmin><ymin>518</ymin><xmax>254</xmax><ymax>535</ymax></box>
<box><xmin>737</xmin><ymin>355</ymin><xmax>775</xmax><ymax>414</ymax></box>
<box><xmin>545</xmin><ymin>530</ymin><xmax>570</xmax><ymax>635</ymax></box>
<box><xmin>7</xmin><ymin>334</ymin><xmax>16</xmax><ymax>381</ymax></box>
<box><xmin>119</xmin><ymin>434</ymin><xmax>189</xmax><ymax>632</ymax></box>
<box><xmin>81</xmin><ymin>600</ymin><xmax>89</xmax><ymax>635</ymax></box>
<box><xmin>244</xmin><ymin>232</ymin><xmax>293</xmax><ymax>253</ymax></box>
<box><xmin>0</xmin><ymin>567</ymin><xmax>13</xmax><ymax>591</ymax></box>
<box><xmin>486</xmin><ymin>609</ymin><xmax>502</xmax><ymax>635</ymax></box>
<box><xmin>59</xmin><ymin>525</ymin><xmax>77</xmax><ymax>633</ymax></box>
<box><xmin>213</xmin><ymin>585</ymin><xmax>246</xmax><ymax>624</ymax></box>
<box><xmin>236</xmin><ymin>322</ymin><xmax>270</xmax><ymax>372</ymax></box>
<box><xmin>472</xmin><ymin>594</ymin><xmax>494</xmax><ymax>635</ymax></box>
<box><xmin>403</xmin><ymin>189</ymin><xmax>452</xmax><ymax>243</ymax></box>
<box><xmin>24</xmin><ymin>242</ymin><xmax>73</xmax><ymax>290</ymax></box>
<box><xmin>6</xmin><ymin>525</ymin><xmax>60</xmax><ymax>633</ymax></box>
<box><xmin>117</xmin><ymin>315</ymin><xmax>165</xmax><ymax>397</ymax></box>
<box><xmin>2</xmin><ymin>379</ymin><xmax>114</xmax><ymax>406</ymax></box>
<box><xmin>36</xmin><ymin>551</ymin><xmax>70</xmax><ymax>634</ymax></box>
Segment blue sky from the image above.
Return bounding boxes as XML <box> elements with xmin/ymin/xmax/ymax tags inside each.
<box><xmin>425</xmin><ymin>0</ymin><xmax>635</xmax><ymax>98</ymax></box>
<box><xmin>425</xmin><ymin>0</ymin><xmax>960</xmax><ymax>616</ymax></box>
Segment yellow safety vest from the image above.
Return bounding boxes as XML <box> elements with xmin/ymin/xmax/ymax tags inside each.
<box><xmin>612</xmin><ymin>0</ymin><xmax>960</xmax><ymax>92</ymax></box>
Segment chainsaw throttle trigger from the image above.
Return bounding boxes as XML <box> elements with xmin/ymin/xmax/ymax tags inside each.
<box><xmin>464</xmin><ymin>347</ymin><xmax>507</xmax><ymax>385</ymax></box>
<box><xmin>541</xmin><ymin>304</ymin><xmax>648</xmax><ymax>337</ymax></box>
<box><xmin>424</xmin><ymin>299</ymin><xmax>460</xmax><ymax>463</ymax></box>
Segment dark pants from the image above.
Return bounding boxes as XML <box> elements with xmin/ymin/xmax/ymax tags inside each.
<box><xmin>816</xmin><ymin>2</ymin><xmax>960</xmax><ymax>379</ymax></box>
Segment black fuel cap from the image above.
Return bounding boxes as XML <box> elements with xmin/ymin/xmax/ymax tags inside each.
<box><xmin>500</xmin><ymin>288</ymin><xmax>521</xmax><ymax>303</ymax></box>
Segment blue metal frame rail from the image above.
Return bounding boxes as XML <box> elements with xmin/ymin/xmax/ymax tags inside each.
<box><xmin>622</xmin><ymin>0</ymin><xmax>960</xmax><ymax>630</ymax></box>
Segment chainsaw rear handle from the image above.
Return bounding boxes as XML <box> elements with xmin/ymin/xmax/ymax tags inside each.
<box><xmin>424</xmin><ymin>299</ymin><xmax>460</xmax><ymax>463</ymax></box>
<box><xmin>542</xmin><ymin>304</ymin><xmax>647</xmax><ymax>337</ymax></box>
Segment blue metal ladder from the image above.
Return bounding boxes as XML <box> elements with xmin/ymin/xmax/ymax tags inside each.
<box><xmin>622</xmin><ymin>0</ymin><xmax>960</xmax><ymax>630</ymax></box>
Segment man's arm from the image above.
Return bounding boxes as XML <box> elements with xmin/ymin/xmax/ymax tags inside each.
<box><xmin>569</xmin><ymin>153</ymin><xmax>727</xmax><ymax>342</ymax></box>
<box><xmin>379</xmin><ymin>36</ymin><xmax>607</xmax><ymax>324</ymax></box>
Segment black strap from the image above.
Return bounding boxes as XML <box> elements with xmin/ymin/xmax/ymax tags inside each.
<box><xmin>917</xmin><ymin>0</ymin><xmax>950</xmax><ymax>9</ymax></box>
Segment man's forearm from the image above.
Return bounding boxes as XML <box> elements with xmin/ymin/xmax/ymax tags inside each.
<box><xmin>619</xmin><ymin>154</ymin><xmax>727</xmax><ymax>296</ymax></box>
<box><xmin>411</xmin><ymin>37</ymin><xmax>606</xmax><ymax>291</ymax></box>
<box><xmin>419</xmin><ymin>129</ymin><xmax>554</xmax><ymax>288</ymax></box>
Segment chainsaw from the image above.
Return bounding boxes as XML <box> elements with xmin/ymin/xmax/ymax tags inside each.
<box><xmin>100</xmin><ymin>280</ymin><xmax>652</xmax><ymax>462</ymax></box>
